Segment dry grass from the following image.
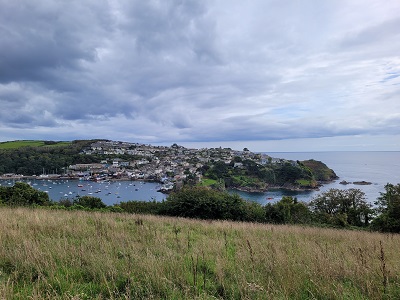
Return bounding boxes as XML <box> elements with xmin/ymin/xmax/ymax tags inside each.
<box><xmin>0</xmin><ymin>207</ymin><xmax>399</xmax><ymax>299</ymax></box>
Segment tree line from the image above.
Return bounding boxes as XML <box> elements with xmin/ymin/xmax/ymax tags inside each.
<box><xmin>1</xmin><ymin>182</ymin><xmax>399</xmax><ymax>233</ymax></box>
<box><xmin>0</xmin><ymin>140</ymin><xmax>136</xmax><ymax>175</ymax></box>
<box><xmin>0</xmin><ymin>140</ymin><xmax>93</xmax><ymax>175</ymax></box>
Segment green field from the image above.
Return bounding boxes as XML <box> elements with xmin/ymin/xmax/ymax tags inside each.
<box><xmin>295</xmin><ymin>179</ymin><xmax>312</xmax><ymax>186</ymax></box>
<box><xmin>0</xmin><ymin>207</ymin><xmax>399</xmax><ymax>299</ymax></box>
<box><xmin>199</xmin><ymin>178</ymin><xmax>218</xmax><ymax>186</ymax></box>
<box><xmin>0</xmin><ymin>140</ymin><xmax>71</xmax><ymax>149</ymax></box>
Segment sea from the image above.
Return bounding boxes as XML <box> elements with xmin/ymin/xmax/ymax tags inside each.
<box><xmin>1</xmin><ymin>151</ymin><xmax>399</xmax><ymax>206</ymax></box>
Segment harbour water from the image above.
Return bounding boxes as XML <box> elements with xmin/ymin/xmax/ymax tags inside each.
<box><xmin>0</xmin><ymin>179</ymin><xmax>166</xmax><ymax>206</ymax></box>
<box><xmin>1</xmin><ymin>151</ymin><xmax>399</xmax><ymax>206</ymax></box>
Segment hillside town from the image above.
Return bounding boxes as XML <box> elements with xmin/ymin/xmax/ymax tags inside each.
<box><xmin>66</xmin><ymin>141</ymin><xmax>289</xmax><ymax>191</ymax></box>
<box><xmin>0</xmin><ymin>140</ymin><xmax>302</xmax><ymax>193</ymax></box>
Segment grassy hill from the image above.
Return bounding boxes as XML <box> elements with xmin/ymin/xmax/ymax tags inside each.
<box><xmin>0</xmin><ymin>140</ymin><xmax>71</xmax><ymax>149</ymax></box>
<box><xmin>301</xmin><ymin>159</ymin><xmax>338</xmax><ymax>181</ymax></box>
<box><xmin>0</xmin><ymin>207</ymin><xmax>399</xmax><ymax>299</ymax></box>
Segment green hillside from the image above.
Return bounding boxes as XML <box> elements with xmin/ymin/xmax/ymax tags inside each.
<box><xmin>0</xmin><ymin>140</ymin><xmax>71</xmax><ymax>149</ymax></box>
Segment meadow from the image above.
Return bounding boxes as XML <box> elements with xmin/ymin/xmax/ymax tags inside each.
<box><xmin>0</xmin><ymin>207</ymin><xmax>399</xmax><ymax>299</ymax></box>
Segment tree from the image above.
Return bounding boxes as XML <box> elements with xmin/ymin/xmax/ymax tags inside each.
<box><xmin>264</xmin><ymin>196</ymin><xmax>311</xmax><ymax>224</ymax></box>
<box><xmin>371</xmin><ymin>183</ymin><xmax>400</xmax><ymax>232</ymax></box>
<box><xmin>0</xmin><ymin>182</ymin><xmax>51</xmax><ymax>206</ymax></box>
<box><xmin>309</xmin><ymin>188</ymin><xmax>371</xmax><ymax>227</ymax></box>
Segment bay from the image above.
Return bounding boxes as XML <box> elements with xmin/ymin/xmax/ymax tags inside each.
<box><xmin>0</xmin><ymin>179</ymin><xmax>166</xmax><ymax>206</ymax></box>
<box><xmin>1</xmin><ymin>151</ymin><xmax>399</xmax><ymax>206</ymax></box>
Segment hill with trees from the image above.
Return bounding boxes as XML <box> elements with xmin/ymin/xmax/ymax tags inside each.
<box><xmin>0</xmin><ymin>140</ymin><xmax>103</xmax><ymax>175</ymax></box>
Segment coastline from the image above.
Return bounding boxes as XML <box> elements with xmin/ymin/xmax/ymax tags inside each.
<box><xmin>1</xmin><ymin>175</ymin><xmax>329</xmax><ymax>193</ymax></box>
<box><xmin>230</xmin><ymin>182</ymin><xmax>324</xmax><ymax>193</ymax></box>
<box><xmin>0</xmin><ymin>175</ymin><xmax>158</xmax><ymax>183</ymax></box>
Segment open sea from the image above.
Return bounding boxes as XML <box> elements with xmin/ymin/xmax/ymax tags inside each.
<box><xmin>1</xmin><ymin>151</ymin><xmax>399</xmax><ymax>206</ymax></box>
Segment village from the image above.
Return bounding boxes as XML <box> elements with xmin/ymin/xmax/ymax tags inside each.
<box><xmin>0</xmin><ymin>140</ymin><xmax>297</xmax><ymax>193</ymax></box>
<box><xmin>66</xmin><ymin>141</ymin><xmax>289</xmax><ymax>192</ymax></box>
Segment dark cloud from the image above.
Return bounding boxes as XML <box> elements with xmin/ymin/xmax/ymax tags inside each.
<box><xmin>0</xmin><ymin>1</ymin><xmax>112</xmax><ymax>83</ymax></box>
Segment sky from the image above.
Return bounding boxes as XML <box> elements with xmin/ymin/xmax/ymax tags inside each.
<box><xmin>1</xmin><ymin>0</ymin><xmax>399</xmax><ymax>152</ymax></box>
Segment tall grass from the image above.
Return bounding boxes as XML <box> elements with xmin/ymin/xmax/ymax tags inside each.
<box><xmin>0</xmin><ymin>207</ymin><xmax>399</xmax><ymax>299</ymax></box>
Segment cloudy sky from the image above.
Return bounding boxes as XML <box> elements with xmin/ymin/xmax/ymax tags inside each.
<box><xmin>1</xmin><ymin>0</ymin><xmax>399</xmax><ymax>151</ymax></box>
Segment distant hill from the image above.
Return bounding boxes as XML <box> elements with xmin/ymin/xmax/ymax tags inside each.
<box><xmin>0</xmin><ymin>140</ymin><xmax>71</xmax><ymax>149</ymax></box>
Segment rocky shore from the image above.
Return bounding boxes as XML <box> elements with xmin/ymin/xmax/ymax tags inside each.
<box><xmin>340</xmin><ymin>180</ymin><xmax>372</xmax><ymax>185</ymax></box>
<box><xmin>231</xmin><ymin>182</ymin><xmax>322</xmax><ymax>193</ymax></box>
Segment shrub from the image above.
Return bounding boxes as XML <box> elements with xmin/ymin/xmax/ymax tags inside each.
<box><xmin>0</xmin><ymin>182</ymin><xmax>51</xmax><ymax>206</ymax></box>
<box><xmin>160</xmin><ymin>186</ymin><xmax>248</xmax><ymax>221</ymax></box>
<box><xmin>264</xmin><ymin>196</ymin><xmax>311</xmax><ymax>224</ymax></box>
<box><xmin>73</xmin><ymin>196</ymin><xmax>106</xmax><ymax>209</ymax></box>
<box><xmin>58</xmin><ymin>198</ymin><xmax>74</xmax><ymax>208</ymax></box>
<box><xmin>119</xmin><ymin>200</ymin><xmax>163</xmax><ymax>215</ymax></box>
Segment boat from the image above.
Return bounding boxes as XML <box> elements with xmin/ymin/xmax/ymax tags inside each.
<box><xmin>267</xmin><ymin>197</ymin><xmax>274</xmax><ymax>200</ymax></box>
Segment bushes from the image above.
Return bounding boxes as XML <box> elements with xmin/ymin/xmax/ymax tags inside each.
<box><xmin>264</xmin><ymin>196</ymin><xmax>311</xmax><ymax>224</ymax></box>
<box><xmin>55</xmin><ymin>195</ymin><xmax>125</xmax><ymax>212</ymax></box>
<box><xmin>161</xmin><ymin>186</ymin><xmax>248</xmax><ymax>221</ymax></box>
<box><xmin>119</xmin><ymin>200</ymin><xmax>163</xmax><ymax>215</ymax></box>
<box><xmin>73</xmin><ymin>195</ymin><xmax>106</xmax><ymax>209</ymax></box>
<box><xmin>160</xmin><ymin>186</ymin><xmax>267</xmax><ymax>222</ymax></box>
<box><xmin>4</xmin><ymin>181</ymin><xmax>400</xmax><ymax>233</ymax></box>
<box><xmin>0</xmin><ymin>182</ymin><xmax>51</xmax><ymax>206</ymax></box>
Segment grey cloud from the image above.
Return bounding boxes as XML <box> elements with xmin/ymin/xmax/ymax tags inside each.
<box><xmin>0</xmin><ymin>0</ymin><xmax>111</xmax><ymax>83</ymax></box>
<box><xmin>339</xmin><ymin>17</ymin><xmax>400</xmax><ymax>49</ymax></box>
<box><xmin>1</xmin><ymin>0</ymin><xmax>399</xmax><ymax>149</ymax></box>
